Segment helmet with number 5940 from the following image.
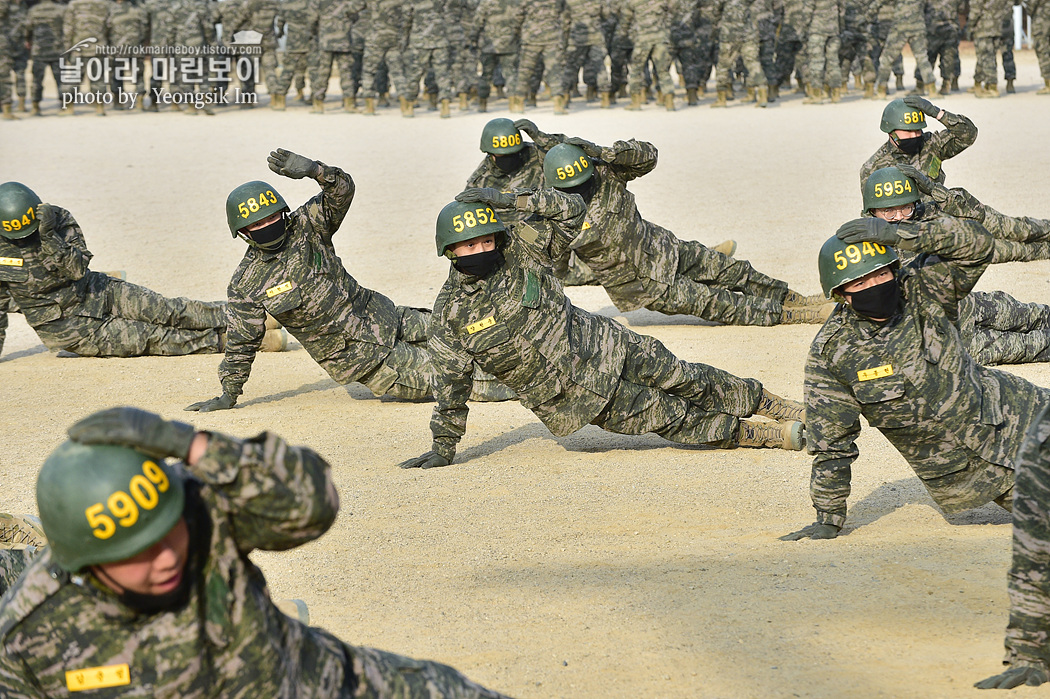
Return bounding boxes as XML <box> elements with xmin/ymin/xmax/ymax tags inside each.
<box><xmin>435</xmin><ymin>200</ymin><xmax>506</xmax><ymax>257</ymax></box>
<box><xmin>225</xmin><ymin>180</ymin><xmax>289</xmax><ymax>237</ymax></box>
<box><xmin>818</xmin><ymin>233</ymin><xmax>899</xmax><ymax>299</ymax></box>
<box><xmin>37</xmin><ymin>441</ymin><xmax>186</xmax><ymax>572</ymax></box>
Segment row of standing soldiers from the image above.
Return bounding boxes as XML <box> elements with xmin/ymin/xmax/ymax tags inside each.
<box><xmin>2</xmin><ymin>0</ymin><xmax>1049</xmax><ymax>119</ymax></box>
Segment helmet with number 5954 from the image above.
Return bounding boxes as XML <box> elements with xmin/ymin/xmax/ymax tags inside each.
<box><xmin>37</xmin><ymin>441</ymin><xmax>186</xmax><ymax>572</ymax></box>
<box><xmin>0</xmin><ymin>181</ymin><xmax>43</xmax><ymax>240</ymax></box>
<box><xmin>225</xmin><ymin>180</ymin><xmax>289</xmax><ymax>237</ymax></box>
<box><xmin>435</xmin><ymin>200</ymin><xmax>507</xmax><ymax>257</ymax></box>
<box><xmin>543</xmin><ymin>143</ymin><xmax>595</xmax><ymax>188</ymax></box>
<box><xmin>863</xmin><ymin>166</ymin><xmax>920</xmax><ymax>212</ymax></box>
<box><xmin>818</xmin><ymin>233</ymin><xmax>899</xmax><ymax>299</ymax></box>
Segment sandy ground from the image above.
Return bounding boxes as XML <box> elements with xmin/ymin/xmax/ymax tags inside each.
<box><xmin>3</xmin><ymin>46</ymin><xmax>1050</xmax><ymax>698</ymax></box>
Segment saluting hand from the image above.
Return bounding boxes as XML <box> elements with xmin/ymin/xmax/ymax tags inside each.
<box><xmin>267</xmin><ymin>148</ymin><xmax>321</xmax><ymax>180</ymax></box>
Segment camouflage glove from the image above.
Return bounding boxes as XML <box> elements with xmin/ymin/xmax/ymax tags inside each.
<box><xmin>184</xmin><ymin>392</ymin><xmax>236</xmax><ymax>413</ymax></box>
<box><xmin>267</xmin><ymin>148</ymin><xmax>321</xmax><ymax>180</ymax></box>
<box><xmin>513</xmin><ymin>118</ymin><xmax>540</xmax><ymax>140</ymax></box>
<box><xmin>778</xmin><ymin>523</ymin><xmax>841</xmax><ymax>541</ymax></box>
<box><xmin>894</xmin><ymin>162</ymin><xmax>940</xmax><ymax>197</ymax></box>
<box><xmin>456</xmin><ymin>187</ymin><xmax>515</xmax><ymax>209</ymax></box>
<box><xmin>836</xmin><ymin>217</ymin><xmax>900</xmax><ymax>247</ymax></box>
<box><xmin>902</xmin><ymin>94</ymin><xmax>940</xmax><ymax>118</ymax></box>
<box><xmin>564</xmin><ymin>136</ymin><xmax>603</xmax><ymax>159</ymax></box>
<box><xmin>68</xmin><ymin>406</ymin><xmax>197</xmax><ymax>461</ymax></box>
<box><xmin>975</xmin><ymin>665</ymin><xmax>1049</xmax><ymax>689</ymax></box>
<box><xmin>35</xmin><ymin>203</ymin><xmax>56</xmax><ymax>237</ymax></box>
<box><xmin>397</xmin><ymin>451</ymin><xmax>451</xmax><ymax>469</ymax></box>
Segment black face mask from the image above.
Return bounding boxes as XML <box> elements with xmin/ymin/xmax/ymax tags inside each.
<box><xmin>10</xmin><ymin>231</ymin><xmax>40</xmax><ymax>248</ymax></box>
<box><xmin>493</xmin><ymin>151</ymin><xmax>525</xmax><ymax>174</ymax></box>
<box><xmin>849</xmin><ymin>275</ymin><xmax>900</xmax><ymax>320</ymax></box>
<box><xmin>893</xmin><ymin>134</ymin><xmax>924</xmax><ymax>156</ymax></box>
<box><xmin>245</xmin><ymin>214</ymin><xmax>287</xmax><ymax>252</ymax></box>
<box><xmin>454</xmin><ymin>249</ymin><xmax>504</xmax><ymax>278</ymax></box>
<box><xmin>910</xmin><ymin>201</ymin><xmax>925</xmax><ymax>221</ymax></box>
<box><xmin>561</xmin><ymin>175</ymin><xmax>597</xmax><ymax>205</ymax></box>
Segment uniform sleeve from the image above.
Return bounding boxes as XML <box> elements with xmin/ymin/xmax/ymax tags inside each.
<box><xmin>804</xmin><ymin>340</ymin><xmax>862</xmax><ymax>528</ymax></box>
<box><xmin>427</xmin><ymin>323</ymin><xmax>474</xmax><ymax>461</ymax></box>
<box><xmin>899</xmin><ymin>216</ymin><xmax>993</xmax><ymax>311</ymax></box>
<box><xmin>604</xmin><ymin>139</ymin><xmax>658</xmax><ymax>181</ymax></box>
<box><xmin>217</xmin><ymin>283</ymin><xmax>266</xmax><ymax>399</ymax></box>
<box><xmin>465</xmin><ymin>158</ymin><xmax>492</xmax><ymax>188</ymax></box>
<box><xmin>928</xmin><ymin>110</ymin><xmax>978</xmax><ymax>162</ymax></box>
<box><xmin>308</xmin><ymin>161</ymin><xmax>355</xmax><ymax>243</ymax></box>
<box><xmin>187</xmin><ymin>430</ymin><xmax>339</xmax><ymax>553</ymax></box>
<box><xmin>38</xmin><ymin>209</ymin><xmax>92</xmax><ymax>281</ymax></box>
<box><xmin>0</xmin><ymin>656</ymin><xmax>46</xmax><ymax>699</ymax></box>
<box><xmin>0</xmin><ymin>288</ymin><xmax>12</xmax><ymax>357</ymax></box>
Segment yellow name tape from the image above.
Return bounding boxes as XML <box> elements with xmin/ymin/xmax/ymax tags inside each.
<box><xmin>0</xmin><ymin>257</ymin><xmax>23</xmax><ymax>266</ymax></box>
<box><xmin>265</xmin><ymin>281</ymin><xmax>293</xmax><ymax>298</ymax></box>
<box><xmin>66</xmin><ymin>664</ymin><xmax>131</xmax><ymax>691</ymax></box>
<box><xmin>857</xmin><ymin>364</ymin><xmax>893</xmax><ymax>381</ymax></box>
<box><xmin>467</xmin><ymin>316</ymin><xmax>496</xmax><ymax>334</ymax></box>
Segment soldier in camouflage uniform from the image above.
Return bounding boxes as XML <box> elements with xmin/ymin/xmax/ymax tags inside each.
<box><xmin>968</xmin><ymin>0</ymin><xmax>1010</xmax><ymax>96</ymax></box>
<box><xmin>710</xmin><ymin>0</ymin><xmax>769</xmax><ymax>107</ymax></box>
<box><xmin>783</xmin><ymin>213</ymin><xmax>1049</xmax><ymax>541</ymax></box>
<box><xmin>472</xmin><ymin>0</ymin><xmax>522</xmax><ymax>112</ymax></box>
<box><xmin>4</xmin><ymin>0</ymin><xmax>28</xmax><ymax>117</ymax></box>
<box><xmin>358</xmin><ymin>0</ymin><xmax>410</xmax><ymax>115</ymax></box>
<box><xmin>0</xmin><ymin>406</ymin><xmax>515</xmax><ymax>698</ymax></box>
<box><xmin>801</xmin><ymin>0</ymin><xmax>843</xmax><ymax>103</ymax></box>
<box><xmin>142</xmin><ymin>0</ymin><xmax>173</xmax><ymax>111</ymax></box>
<box><xmin>616</xmin><ymin>0</ymin><xmax>676</xmax><ymax>110</ymax></box>
<box><xmin>535</xmin><ymin>135</ymin><xmax>833</xmax><ymax>326</ymax></box>
<box><xmin>918</xmin><ymin>0</ymin><xmax>961</xmax><ymax>95</ymax></box>
<box><xmin>275</xmin><ymin>0</ymin><xmax>317</xmax><ymax>106</ymax></box>
<box><xmin>311</xmin><ymin>0</ymin><xmax>358</xmax><ymax>113</ymax></box>
<box><xmin>23</xmin><ymin>0</ymin><xmax>65</xmax><ymax>116</ymax></box>
<box><xmin>0</xmin><ymin>182</ymin><xmax>232</xmax><ymax>359</ymax></box>
<box><xmin>772</xmin><ymin>0</ymin><xmax>806</xmax><ymax>92</ymax></box>
<box><xmin>187</xmin><ymin>149</ymin><xmax>510</xmax><ymax>412</ymax></box>
<box><xmin>513</xmin><ymin>0</ymin><xmax>567</xmax><ymax>113</ymax></box>
<box><xmin>447</xmin><ymin>0</ymin><xmax>478</xmax><ymax>110</ymax></box>
<box><xmin>564</xmin><ymin>0</ymin><xmax>612</xmax><ymax>106</ymax></box>
<box><xmin>874</xmin><ymin>0</ymin><xmax>936</xmax><ymax>96</ymax></box>
<box><xmin>999</xmin><ymin>11</ymin><xmax>1017</xmax><ymax>92</ymax></box>
<box><xmin>63</xmin><ymin>0</ymin><xmax>113</xmax><ymax>115</ymax></box>
<box><xmin>398</xmin><ymin>191</ymin><xmax>808</xmax><ymax>471</ymax></box>
<box><xmin>870</xmin><ymin>0</ymin><xmax>905</xmax><ymax>93</ymax></box>
<box><xmin>402</xmin><ymin>0</ymin><xmax>454</xmax><ymax>118</ymax></box>
<box><xmin>975</xmin><ymin>407</ymin><xmax>1050</xmax><ymax>690</ymax></box>
<box><xmin>169</xmin><ymin>0</ymin><xmax>216</xmax><ymax>115</ymax></box>
<box><xmin>107</xmin><ymin>0</ymin><xmax>149</xmax><ymax>109</ymax></box>
<box><xmin>839</xmin><ymin>0</ymin><xmax>876</xmax><ymax>97</ymax></box>
<box><xmin>1033</xmin><ymin>0</ymin><xmax>1050</xmax><ymax>95</ymax></box>
<box><xmin>223</xmin><ymin>0</ymin><xmax>282</xmax><ymax>108</ymax></box>
<box><xmin>860</xmin><ymin>96</ymin><xmax>977</xmax><ymax>188</ymax></box>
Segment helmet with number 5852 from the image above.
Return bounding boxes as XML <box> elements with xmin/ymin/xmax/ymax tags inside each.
<box><xmin>37</xmin><ymin>441</ymin><xmax>186</xmax><ymax>572</ymax></box>
<box><xmin>818</xmin><ymin>233</ymin><xmax>899</xmax><ymax>299</ymax></box>
<box><xmin>544</xmin><ymin>143</ymin><xmax>594</xmax><ymax>188</ymax></box>
<box><xmin>435</xmin><ymin>200</ymin><xmax>506</xmax><ymax>257</ymax></box>
<box><xmin>225</xmin><ymin>180</ymin><xmax>289</xmax><ymax>237</ymax></box>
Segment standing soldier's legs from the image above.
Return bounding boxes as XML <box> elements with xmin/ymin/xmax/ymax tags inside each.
<box><xmin>260</xmin><ymin>49</ymin><xmax>280</xmax><ymax>96</ymax></box>
<box><xmin>402</xmin><ymin>47</ymin><xmax>423</xmax><ymax>103</ymax></box>
<box><xmin>13</xmin><ymin>53</ymin><xmax>28</xmax><ymax>107</ymax></box>
<box><xmin>715</xmin><ymin>42</ymin><xmax>740</xmax><ymax>91</ymax></box>
<box><xmin>0</xmin><ymin>53</ymin><xmax>13</xmax><ymax>111</ymax></box>
<box><xmin>313</xmin><ymin>51</ymin><xmax>335</xmax><ymax>101</ymax></box>
<box><xmin>649</xmin><ymin>41</ymin><xmax>674</xmax><ymax>94</ymax></box>
<box><xmin>1034</xmin><ymin>12</ymin><xmax>1050</xmax><ymax>87</ymax></box>
<box><xmin>875</xmin><ymin>28</ymin><xmax>907</xmax><ymax>86</ymax></box>
<box><xmin>335</xmin><ymin>51</ymin><xmax>356</xmax><ymax>101</ymax></box>
<box><xmin>30</xmin><ymin>59</ymin><xmax>48</xmax><ymax>105</ymax></box>
<box><xmin>907</xmin><ymin>32</ymin><xmax>936</xmax><ymax>86</ymax></box>
<box><xmin>496</xmin><ymin>52</ymin><xmax>517</xmax><ymax>99</ymax></box>
<box><xmin>974</xmin><ymin>36</ymin><xmax>999</xmax><ymax>86</ymax></box>
<box><xmin>360</xmin><ymin>45</ymin><xmax>386</xmax><ymax>99</ymax></box>
<box><xmin>477</xmin><ymin>52</ymin><xmax>497</xmax><ymax>100</ymax></box>
<box><xmin>740</xmin><ymin>38</ymin><xmax>768</xmax><ymax>88</ymax></box>
<box><xmin>431</xmin><ymin>47</ymin><xmax>453</xmax><ymax>102</ymax></box>
<box><xmin>515</xmin><ymin>45</ymin><xmax>541</xmax><ymax>99</ymax></box>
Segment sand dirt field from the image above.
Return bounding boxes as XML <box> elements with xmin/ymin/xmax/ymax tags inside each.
<box><xmin>3</xmin><ymin>47</ymin><xmax>1050</xmax><ymax>698</ymax></box>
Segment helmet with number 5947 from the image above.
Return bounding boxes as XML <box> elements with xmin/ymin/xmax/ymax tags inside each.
<box><xmin>225</xmin><ymin>180</ymin><xmax>289</xmax><ymax>237</ymax></box>
<box><xmin>818</xmin><ymin>233</ymin><xmax>899</xmax><ymax>299</ymax></box>
<box><xmin>0</xmin><ymin>181</ymin><xmax>43</xmax><ymax>240</ymax></box>
<box><xmin>544</xmin><ymin>143</ymin><xmax>595</xmax><ymax>188</ymax></box>
<box><xmin>435</xmin><ymin>200</ymin><xmax>506</xmax><ymax>257</ymax></box>
<box><xmin>863</xmin><ymin>166</ymin><xmax>920</xmax><ymax>212</ymax></box>
<box><xmin>37</xmin><ymin>441</ymin><xmax>186</xmax><ymax>572</ymax></box>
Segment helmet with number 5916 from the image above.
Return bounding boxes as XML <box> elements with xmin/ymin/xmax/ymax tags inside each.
<box><xmin>37</xmin><ymin>441</ymin><xmax>186</xmax><ymax>572</ymax></box>
<box><xmin>543</xmin><ymin>143</ymin><xmax>595</xmax><ymax>188</ymax></box>
<box><xmin>435</xmin><ymin>200</ymin><xmax>507</xmax><ymax>257</ymax></box>
<box><xmin>818</xmin><ymin>233</ymin><xmax>899</xmax><ymax>299</ymax></box>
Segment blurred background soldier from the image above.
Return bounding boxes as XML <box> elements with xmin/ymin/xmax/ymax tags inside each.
<box><xmin>919</xmin><ymin>0</ymin><xmax>961</xmax><ymax>95</ymax></box>
<box><xmin>772</xmin><ymin>0</ymin><xmax>806</xmax><ymax>94</ymax></box>
<box><xmin>1034</xmin><ymin>0</ymin><xmax>1050</xmax><ymax>94</ymax></box>
<box><xmin>874</xmin><ymin>0</ymin><xmax>935</xmax><ymax>97</ymax></box>
<box><xmin>563</xmin><ymin>0</ymin><xmax>612</xmax><ymax>107</ymax></box>
<box><xmin>359</xmin><ymin>0</ymin><xmax>410</xmax><ymax>116</ymax></box>
<box><xmin>838</xmin><ymin>0</ymin><xmax>875</xmax><ymax>97</ymax></box>
<box><xmin>142</xmin><ymin>0</ymin><xmax>172</xmax><ymax>111</ymax></box>
<box><xmin>710</xmin><ymin>0</ymin><xmax>769</xmax><ymax>107</ymax></box>
<box><xmin>311</xmin><ymin>0</ymin><xmax>355</xmax><ymax>113</ymax></box>
<box><xmin>801</xmin><ymin>0</ymin><xmax>843</xmax><ymax>103</ymax></box>
<box><xmin>472</xmin><ymin>0</ymin><xmax>522</xmax><ymax>112</ymax></box>
<box><xmin>968</xmin><ymin>0</ymin><xmax>1009</xmax><ymax>96</ymax></box>
<box><xmin>4</xmin><ymin>0</ymin><xmax>29</xmax><ymax>117</ymax></box>
<box><xmin>23</xmin><ymin>0</ymin><xmax>65</xmax><ymax>116</ymax></box>
<box><xmin>107</xmin><ymin>0</ymin><xmax>148</xmax><ymax>109</ymax></box>
<box><xmin>514</xmin><ymin>0</ymin><xmax>566</xmax><ymax>113</ymax></box>
<box><xmin>403</xmin><ymin>0</ymin><xmax>454</xmax><ymax>118</ymax></box>
<box><xmin>870</xmin><ymin>0</ymin><xmax>905</xmax><ymax>94</ymax></box>
<box><xmin>447</xmin><ymin>0</ymin><xmax>478</xmax><ymax>111</ymax></box>
<box><xmin>619</xmin><ymin>0</ymin><xmax>677</xmax><ymax>110</ymax></box>
<box><xmin>671</xmin><ymin>0</ymin><xmax>705</xmax><ymax>105</ymax></box>
<box><xmin>275</xmin><ymin>0</ymin><xmax>316</xmax><ymax>107</ymax></box>
<box><xmin>63</xmin><ymin>0</ymin><xmax>113</xmax><ymax>115</ymax></box>
<box><xmin>223</xmin><ymin>0</ymin><xmax>282</xmax><ymax>108</ymax></box>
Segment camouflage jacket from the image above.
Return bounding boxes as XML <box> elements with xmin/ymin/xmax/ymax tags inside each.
<box><xmin>143</xmin><ymin>0</ymin><xmax>173</xmax><ymax>47</ymax></box>
<box><xmin>549</xmin><ymin>137</ymin><xmax>682</xmax><ymax>312</ymax></box>
<box><xmin>170</xmin><ymin>0</ymin><xmax>215</xmax><ymax>47</ymax></box>
<box><xmin>427</xmin><ymin>189</ymin><xmax>637</xmax><ymax>460</ymax></box>
<box><xmin>4</xmin><ymin>0</ymin><xmax>26</xmax><ymax>57</ymax></box>
<box><xmin>968</xmin><ymin>0</ymin><xmax>1010</xmax><ymax>36</ymax></box>
<box><xmin>0</xmin><ymin>430</ymin><xmax>351</xmax><ymax>698</ymax></box>
<box><xmin>63</xmin><ymin>0</ymin><xmax>112</xmax><ymax>47</ymax></box>
<box><xmin>465</xmin><ymin>129</ymin><xmax>564</xmax><ymax>191</ymax></box>
<box><xmin>616</xmin><ymin>0</ymin><xmax>675</xmax><ymax>42</ymax></box>
<box><xmin>519</xmin><ymin>0</ymin><xmax>565</xmax><ymax>46</ymax></box>
<box><xmin>358</xmin><ymin>0</ymin><xmax>409</xmax><ymax>48</ymax></box>
<box><xmin>710</xmin><ymin>0</ymin><xmax>760</xmax><ymax>39</ymax></box>
<box><xmin>219</xmin><ymin>164</ymin><xmax>408</xmax><ymax>399</ymax></box>
<box><xmin>225</xmin><ymin>0</ymin><xmax>281</xmax><ymax>49</ymax></box>
<box><xmin>278</xmin><ymin>0</ymin><xmax>318</xmax><ymax>52</ymax></box>
<box><xmin>804</xmin><ymin>217</ymin><xmax>1047</xmax><ymax>528</ymax></box>
<box><xmin>472</xmin><ymin>0</ymin><xmax>522</xmax><ymax>54</ymax></box>
<box><xmin>405</xmin><ymin>0</ymin><xmax>450</xmax><ymax>48</ymax></box>
<box><xmin>564</xmin><ymin>0</ymin><xmax>605</xmax><ymax>46</ymax></box>
<box><xmin>107</xmin><ymin>1</ymin><xmax>149</xmax><ymax>46</ymax></box>
<box><xmin>859</xmin><ymin>110</ymin><xmax>979</xmax><ymax>188</ymax></box>
<box><xmin>892</xmin><ymin>0</ymin><xmax>926</xmax><ymax>26</ymax></box>
<box><xmin>925</xmin><ymin>0</ymin><xmax>963</xmax><ymax>27</ymax></box>
<box><xmin>805</xmin><ymin>0</ymin><xmax>842</xmax><ymax>36</ymax></box>
<box><xmin>24</xmin><ymin>0</ymin><xmax>65</xmax><ymax>59</ymax></box>
<box><xmin>315</xmin><ymin>0</ymin><xmax>357</xmax><ymax>52</ymax></box>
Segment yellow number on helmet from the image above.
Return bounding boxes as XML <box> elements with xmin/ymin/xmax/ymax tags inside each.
<box><xmin>107</xmin><ymin>491</ymin><xmax>139</xmax><ymax>528</ymax></box>
<box><xmin>492</xmin><ymin>137</ymin><xmax>500</xmax><ymax>148</ymax></box>
<box><xmin>85</xmin><ymin>503</ymin><xmax>116</xmax><ymax>540</ymax></box>
<box><xmin>463</xmin><ymin>210</ymin><xmax>477</xmax><ymax>228</ymax></box>
<box><xmin>247</xmin><ymin>198</ymin><xmax>259</xmax><ymax>212</ymax></box>
<box><xmin>129</xmin><ymin>474</ymin><xmax>160</xmax><ymax>510</ymax></box>
<box><xmin>143</xmin><ymin>460</ymin><xmax>169</xmax><ymax>492</ymax></box>
<box><xmin>846</xmin><ymin>244</ymin><xmax>861</xmax><ymax>264</ymax></box>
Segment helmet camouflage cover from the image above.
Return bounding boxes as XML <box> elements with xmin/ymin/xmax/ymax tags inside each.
<box><xmin>880</xmin><ymin>98</ymin><xmax>927</xmax><ymax>133</ymax></box>
<box><xmin>37</xmin><ymin>441</ymin><xmax>186</xmax><ymax>572</ymax></box>
<box><xmin>435</xmin><ymin>200</ymin><xmax>506</xmax><ymax>257</ymax></box>
<box><xmin>0</xmin><ymin>182</ymin><xmax>43</xmax><ymax>239</ymax></box>
<box><xmin>225</xmin><ymin>180</ymin><xmax>288</xmax><ymax>237</ymax></box>
<box><xmin>818</xmin><ymin>232</ymin><xmax>899</xmax><ymax>299</ymax></box>
<box><xmin>543</xmin><ymin>143</ymin><xmax>595</xmax><ymax>188</ymax></box>
<box><xmin>480</xmin><ymin>118</ymin><xmax>526</xmax><ymax>155</ymax></box>
<box><xmin>863</xmin><ymin>166</ymin><xmax>920</xmax><ymax>212</ymax></box>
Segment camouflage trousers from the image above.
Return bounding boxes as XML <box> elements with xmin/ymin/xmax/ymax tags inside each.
<box><xmin>609</xmin><ymin>41</ymin><xmax>633</xmax><ymax>94</ymax></box>
<box><xmin>564</xmin><ymin>44</ymin><xmax>612</xmax><ymax>93</ymax></box>
<box><xmin>645</xmin><ymin>241</ymin><xmax>790</xmax><ymax>326</ymax></box>
<box><xmin>312</xmin><ymin>50</ymin><xmax>360</xmax><ymax>100</ymax></box>
<box><xmin>278</xmin><ymin>50</ymin><xmax>312</xmax><ymax>95</ymax></box>
<box><xmin>30</xmin><ymin>58</ymin><xmax>63</xmax><ymax>104</ymax></box>
<box><xmin>34</xmin><ymin>276</ymin><xmax>226</xmax><ymax>357</ymax></box>
<box><xmin>111</xmin><ymin>57</ymin><xmax>146</xmax><ymax>96</ymax></box>
<box><xmin>239</xmin><ymin>48</ymin><xmax>281</xmax><ymax>97</ymax></box>
<box><xmin>984</xmin><ymin>205</ymin><xmax>1050</xmax><ymax>263</ymax></box>
<box><xmin>361</xmin><ymin>43</ymin><xmax>409</xmax><ymax>99</ymax></box>
<box><xmin>758</xmin><ymin>18</ymin><xmax>778</xmax><ymax>84</ymax></box>
<box><xmin>973</xmin><ymin>35</ymin><xmax>1006</xmax><ymax>85</ymax></box>
<box><xmin>404</xmin><ymin>47</ymin><xmax>453</xmax><ymax>101</ymax></box>
<box><xmin>804</xmin><ymin>32</ymin><xmax>843</xmax><ymax>89</ymax></box>
<box><xmin>717</xmin><ymin>37</ymin><xmax>767</xmax><ymax>90</ymax></box>
<box><xmin>1035</xmin><ymin>11</ymin><xmax>1050</xmax><ymax>79</ymax></box>
<box><xmin>0</xmin><ymin>51</ymin><xmax>13</xmax><ymax>106</ymax></box>
<box><xmin>773</xmin><ymin>23</ymin><xmax>804</xmax><ymax>87</ymax></box>
<box><xmin>870</xmin><ymin>19</ymin><xmax>904</xmax><ymax>79</ymax></box>
<box><xmin>1000</xmin><ymin>408</ymin><xmax>1050</xmax><ymax>672</ymax></box>
<box><xmin>918</xmin><ymin>22</ymin><xmax>960</xmax><ymax>83</ymax></box>
<box><xmin>516</xmin><ymin>43</ymin><xmax>564</xmax><ymax>98</ymax></box>
<box><xmin>670</xmin><ymin>41</ymin><xmax>703</xmax><ymax>91</ymax></box>
<box><xmin>961</xmin><ymin>291</ymin><xmax>1050</xmax><ymax>366</ymax></box>
<box><xmin>451</xmin><ymin>46</ymin><xmax>478</xmax><ymax>95</ymax></box>
<box><xmin>627</xmin><ymin>40</ymin><xmax>673</xmax><ymax>95</ymax></box>
<box><xmin>11</xmin><ymin>52</ymin><xmax>27</xmax><ymax>99</ymax></box>
<box><xmin>840</xmin><ymin>32</ymin><xmax>876</xmax><ymax>85</ymax></box>
<box><xmin>478</xmin><ymin>52</ymin><xmax>517</xmax><ymax>99</ymax></box>
<box><xmin>592</xmin><ymin>331</ymin><xmax>762</xmax><ymax>447</ymax></box>
<box><xmin>877</xmin><ymin>23</ymin><xmax>935</xmax><ymax>86</ymax></box>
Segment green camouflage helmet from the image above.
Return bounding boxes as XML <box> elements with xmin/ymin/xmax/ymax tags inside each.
<box><xmin>0</xmin><ymin>182</ymin><xmax>43</xmax><ymax>240</ymax></box>
<box><xmin>818</xmin><ymin>233</ymin><xmax>899</xmax><ymax>299</ymax></box>
<box><xmin>544</xmin><ymin>143</ymin><xmax>595</xmax><ymax>188</ymax></box>
<box><xmin>880</xmin><ymin>98</ymin><xmax>927</xmax><ymax>133</ymax></box>
<box><xmin>225</xmin><ymin>180</ymin><xmax>288</xmax><ymax>237</ymax></box>
<box><xmin>435</xmin><ymin>200</ymin><xmax>506</xmax><ymax>257</ymax></box>
<box><xmin>863</xmin><ymin>166</ymin><xmax>920</xmax><ymax>212</ymax></box>
<box><xmin>480</xmin><ymin>118</ymin><xmax>526</xmax><ymax>155</ymax></box>
<box><xmin>37</xmin><ymin>441</ymin><xmax>186</xmax><ymax>572</ymax></box>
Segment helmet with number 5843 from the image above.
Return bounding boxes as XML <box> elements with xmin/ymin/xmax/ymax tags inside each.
<box><xmin>818</xmin><ymin>233</ymin><xmax>899</xmax><ymax>299</ymax></box>
<box><xmin>544</xmin><ymin>143</ymin><xmax>594</xmax><ymax>188</ymax></box>
<box><xmin>37</xmin><ymin>441</ymin><xmax>186</xmax><ymax>572</ymax></box>
<box><xmin>225</xmin><ymin>180</ymin><xmax>289</xmax><ymax>237</ymax></box>
<box><xmin>435</xmin><ymin>200</ymin><xmax>506</xmax><ymax>257</ymax></box>
<box><xmin>863</xmin><ymin>166</ymin><xmax>920</xmax><ymax>212</ymax></box>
